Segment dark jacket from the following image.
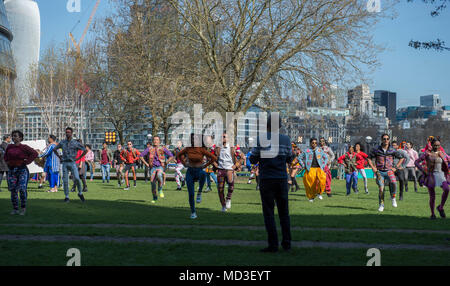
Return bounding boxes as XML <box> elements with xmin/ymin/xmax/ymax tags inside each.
<box><xmin>249</xmin><ymin>132</ymin><xmax>294</xmax><ymax>180</ymax></box>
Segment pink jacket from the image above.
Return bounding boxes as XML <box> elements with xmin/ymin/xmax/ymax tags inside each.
<box><xmin>405</xmin><ymin>148</ymin><xmax>418</xmax><ymax>168</ymax></box>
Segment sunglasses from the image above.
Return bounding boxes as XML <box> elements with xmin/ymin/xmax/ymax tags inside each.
<box><xmin>382</xmin><ymin>138</ymin><xmax>389</xmax><ymax>141</ymax></box>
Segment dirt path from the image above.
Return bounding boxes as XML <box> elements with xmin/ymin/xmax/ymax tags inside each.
<box><xmin>2</xmin><ymin>223</ymin><xmax>450</xmax><ymax>235</ymax></box>
<box><xmin>0</xmin><ymin>234</ymin><xmax>449</xmax><ymax>251</ymax></box>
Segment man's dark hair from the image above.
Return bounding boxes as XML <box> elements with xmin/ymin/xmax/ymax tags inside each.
<box><xmin>146</xmin><ymin>141</ymin><xmax>151</xmax><ymax>146</ymax></box>
<box><xmin>66</xmin><ymin>127</ymin><xmax>73</xmax><ymax>133</ymax></box>
<box><xmin>86</xmin><ymin>144</ymin><xmax>91</xmax><ymax>149</ymax></box>
<box><xmin>49</xmin><ymin>135</ymin><xmax>57</xmax><ymax>142</ymax></box>
<box><xmin>431</xmin><ymin>138</ymin><xmax>440</xmax><ymax>145</ymax></box>
<box><xmin>11</xmin><ymin>130</ymin><xmax>24</xmax><ymax>141</ymax></box>
<box><xmin>103</xmin><ymin>141</ymin><xmax>107</xmax><ymax>145</ymax></box>
<box><xmin>310</xmin><ymin>137</ymin><xmax>318</xmax><ymax>144</ymax></box>
<box><xmin>381</xmin><ymin>134</ymin><xmax>389</xmax><ymax>139</ymax></box>
<box><xmin>3</xmin><ymin>135</ymin><xmax>10</xmax><ymax>141</ymax></box>
<box><xmin>392</xmin><ymin>141</ymin><xmax>398</xmax><ymax>145</ymax></box>
<box><xmin>407</xmin><ymin>141</ymin><xmax>413</xmax><ymax>147</ymax></box>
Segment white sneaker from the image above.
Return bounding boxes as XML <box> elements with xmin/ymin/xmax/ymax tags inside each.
<box><xmin>392</xmin><ymin>198</ymin><xmax>397</xmax><ymax>208</ymax></box>
<box><xmin>309</xmin><ymin>199</ymin><xmax>314</xmax><ymax>203</ymax></box>
<box><xmin>196</xmin><ymin>194</ymin><xmax>202</xmax><ymax>203</ymax></box>
<box><xmin>190</xmin><ymin>212</ymin><xmax>197</xmax><ymax>219</ymax></box>
<box><xmin>225</xmin><ymin>199</ymin><xmax>231</xmax><ymax>209</ymax></box>
<box><xmin>318</xmin><ymin>195</ymin><xmax>323</xmax><ymax>200</ymax></box>
<box><xmin>221</xmin><ymin>206</ymin><xmax>227</xmax><ymax>212</ymax></box>
<box><xmin>378</xmin><ymin>204</ymin><xmax>384</xmax><ymax>212</ymax></box>
<box><xmin>10</xmin><ymin>209</ymin><xmax>19</xmax><ymax>215</ymax></box>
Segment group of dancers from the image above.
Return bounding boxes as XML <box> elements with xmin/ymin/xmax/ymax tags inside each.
<box><xmin>1</xmin><ymin>126</ymin><xmax>449</xmax><ymax>220</ymax></box>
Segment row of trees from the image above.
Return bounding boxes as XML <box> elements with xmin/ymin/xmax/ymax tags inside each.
<box><xmin>18</xmin><ymin>0</ymin><xmax>386</xmax><ymax>145</ymax></box>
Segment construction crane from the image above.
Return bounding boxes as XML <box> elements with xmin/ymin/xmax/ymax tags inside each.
<box><xmin>69</xmin><ymin>0</ymin><xmax>101</xmax><ymax>55</ymax></box>
<box><xmin>67</xmin><ymin>0</ymin><xmax>101</xmax><ymax>143</ymax></box>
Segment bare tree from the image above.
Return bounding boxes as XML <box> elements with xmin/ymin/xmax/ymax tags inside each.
<box><xmin>0</xmin><ymin>70</ymin><xmax>17</xmax><ymax>135</ymax></box>
<box><xmin>168</xmin><ymin>0</ymin><xmax>382</xmax><ymax>114</ymax></box>
<box><xmin>29</xmin><ymin>44</ymin><xmax>85</xmax><ymax>140</ymax></box>
<box><xmin>408</xmin><ymin>0</ymin><xmax>450</xmax><ymax>51</ymax></box>
<box><xmin>90</xmin><ymin>0</ymin><xmax>205</xmax><ymax>144</ymax></box>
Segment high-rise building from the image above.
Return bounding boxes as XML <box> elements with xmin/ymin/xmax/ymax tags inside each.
<box><xmin>420</xmin><ymin>94</ymin><xmax>441</xmax><ymax>109</ymax></box>
<box><xmin>374</xmin><ymin>90</ymin><xmax>397</xmax><ymax>123</ymax></box>
<box><xmin>347</xmin><ymin>84</ymin><xmax>373</xmax><ymax>117</ymax></box>
<box><xmin>0</xmin><ymin>0</ymin><xmax>16</xmax><ymax>135</ymax></box>
<box><xmin>4</xmin><ymin>0</ymin><xmax>40</xmax><ymax>105</ymax></box>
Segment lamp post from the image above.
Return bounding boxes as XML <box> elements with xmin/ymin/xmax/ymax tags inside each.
<box><xmin>365</xmin><ymin>136</ymin><xmax>372</xmax><ymax>153</ymax></box>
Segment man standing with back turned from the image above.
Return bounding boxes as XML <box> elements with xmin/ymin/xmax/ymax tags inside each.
<box><xmin>250</xmin><ymin>114</ymin><xmax>294</xmax><ymax>253</ymax></box>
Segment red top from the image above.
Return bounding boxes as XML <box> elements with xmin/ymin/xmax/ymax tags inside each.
<box><xmin>4</xmin><ymin>144</ymin><xmax>38</xmax><ymax>168</ymax></box>
<box><xmin>101</xmin><ymin>149</ymin><xmax>110</xmax><ymax>165</ymax></box>
<box><xmin>120</xmin><ymin>148</ymin><xmax>141</xmax><ymax>164</ymax></box>
<box><xmin>75</xmin><ymin>150</ymin><xmax>86</xmax><ymax>164</ymax></box>
<box><xmin>355</xmin><ymin>151</ymin><xmax>368</xmax><ymax>169</ymax></box>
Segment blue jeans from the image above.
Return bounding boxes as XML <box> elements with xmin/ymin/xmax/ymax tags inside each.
<box><xmin>62</xmin><ymin>161</ymin><xmax>82</xmax><ymax>197</ymax></box>
<box><xmin>101</xmin><ymin>164</ymin><xmax>111</xmax><ymax>182</ymax></box>
<box><xmin>206</xmin><ymin>172</ymin><xmax>217</xmax><ymax>188</ymax></box>
<box><xmin>345</xmin><ymin>171</ymin><xmax>358</xmax><ymax>195</ymax></box>
<box><xmin>186</xmin><ymin>167</ymin><xmax>206</xmax><ymax>213</ymax></box>
<box><xmin>150</xmin><ymin>166</ymin><xmax>164</xmax><ymax>199</ymax></box>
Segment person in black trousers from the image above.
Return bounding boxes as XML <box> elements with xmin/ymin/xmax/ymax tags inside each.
<box><xmin>250</xmin><ymin>114</ymin><xmax>295</xmax><ymax>252</ymax></box>
<box><xmin>0</xmin><ymin>135</ymin><xmax>11</xmax><ymax>192</ymax></box>
<box><xmin>143</xmin><ymin>142</ymin><xmax>151</xmax><ymax>183</ymax></box>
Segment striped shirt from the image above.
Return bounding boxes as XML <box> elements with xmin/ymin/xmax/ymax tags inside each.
<box><xmin>39</xmin><ymin>143</ymin><xmax>60</xmax><ymax>173</ymax></box>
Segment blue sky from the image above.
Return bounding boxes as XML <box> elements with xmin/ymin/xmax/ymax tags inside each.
<box><xmin>35</xmin><ymin>0</ymin><xmax>450</xmax><ymax>108</ymax></box>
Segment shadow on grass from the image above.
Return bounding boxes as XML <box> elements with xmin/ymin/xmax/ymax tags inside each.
<box><xmin>324</xmin><ymin>205</ymin><xmax>369</xmax><ymax>210</ymax></box>
<box><xmin>0</xmin><ymin>198</ymin><xmax>448</xmax><ymax>231</ymax></box>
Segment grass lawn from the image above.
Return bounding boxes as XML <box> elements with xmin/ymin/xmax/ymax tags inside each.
<box><xmin>0</xmin><ymin>178</ymin><xmax>448</xmax><ymax>266</ymax></box>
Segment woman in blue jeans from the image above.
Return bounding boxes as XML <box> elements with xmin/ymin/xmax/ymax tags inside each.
<box><xmin>176</xmin><ymin>134</ymin><xmax>217</xmax><ymax>219</ymax></box>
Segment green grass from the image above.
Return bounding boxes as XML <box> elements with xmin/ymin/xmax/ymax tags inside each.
<box><xmin>1</xmin><ymin>241</ymin><xmax>448</xmax><ymax>266</ymax></box>
<box><xmin>0</xmin><ymin>179</ymin><xmax>448</xmax><ymax>266</ymax></box>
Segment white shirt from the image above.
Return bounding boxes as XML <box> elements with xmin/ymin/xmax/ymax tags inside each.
<box><xmin>218</xmin><ymin>144</ymin><xmax>234</xmax><ymax>170</ymax></box>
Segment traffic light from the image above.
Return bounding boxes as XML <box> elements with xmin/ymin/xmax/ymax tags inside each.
<box><xmin>104</xmin><ymin>131</ymin><xmax>117</xmax><ymax>145</ymax></box>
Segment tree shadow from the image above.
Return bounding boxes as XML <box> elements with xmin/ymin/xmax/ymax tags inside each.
<box><xmin>324</xmin><ymin>205</ymin><xmax>369</xmax><ymax>211</ymax></box>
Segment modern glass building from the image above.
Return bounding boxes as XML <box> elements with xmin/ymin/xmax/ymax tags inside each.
<box><xmin>4</xmin><ymin>0</ymin><xmax>40</xmax><ymax>105</ymax></box>
<box><xmin>0</xmin><ymin>0</ymin><xmax>15</xmax><ymax>78</ymax></box>
<box><xmin>0</xmin><ymin>0</ymin><xmax>16</xmax><ymax>135</ymax></box>
<box><xmin>374</xmin><ymin>90</ymin><xmax>397</xmax><ymax>123</ymax></box>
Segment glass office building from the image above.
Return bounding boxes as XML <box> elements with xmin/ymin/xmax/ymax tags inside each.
<box><xmin>0</xmin><ymin>0</ymin><xmax>15</xmax><ymax>78</ymax></box>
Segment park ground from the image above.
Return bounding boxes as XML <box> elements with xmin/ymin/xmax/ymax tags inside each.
<box><xmin>0</xmin><ymin>176</ymin><xmax>449</xmax><ymax>266</ymax></box>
